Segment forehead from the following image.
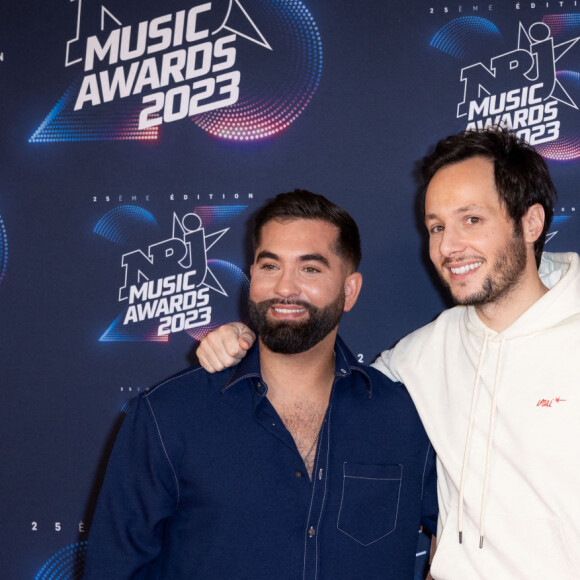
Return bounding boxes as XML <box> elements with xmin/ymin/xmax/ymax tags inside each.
<box><xmin>256</xmin><ymin>219</ymin><xmax>340</xmax><ymax>255</ymax></box>
<box><xmin>425</xmin><ymin>156</ymin><xmax>501</xmax><ymax>215</ymax></box>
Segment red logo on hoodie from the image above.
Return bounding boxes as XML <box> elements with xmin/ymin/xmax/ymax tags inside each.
<box><xmin>537</xmin><ymin>397</ymin><xmax>567</xmax><ymax>407</ymax></box>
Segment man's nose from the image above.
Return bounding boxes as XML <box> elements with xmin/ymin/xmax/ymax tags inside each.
<box><xmin>438</xmin><ymin>225</ymin><xmax>466</xmax><ymax>258</ymax></box>
<box><xmin>273</xmin><ymin>269</ymin><xmax>300</xmax><ymax>298</ymax></box>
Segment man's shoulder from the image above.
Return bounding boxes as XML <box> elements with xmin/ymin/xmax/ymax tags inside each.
<box><xmin>364</xmin><ymin>365</ymin><xmax>417</xmax><ymax>405</ymax></box>
<box><xmin>371</xmin><ymin>306</ymin><xmax>464</xmax><ymax>382</ymax></box>
<box><xmin>359</xmin><ymin>365</ymin><xmax>428</xmax><ymax>439</ymax></box>
<box><xmin>334</xmin><ymin>336</ymin><xmax>415</xmax><ymax>404</ymax></box>
<box><xmin>138</xmin><ymin>364</ymin><xmax>235</xmax><ymax>412</ymax></box>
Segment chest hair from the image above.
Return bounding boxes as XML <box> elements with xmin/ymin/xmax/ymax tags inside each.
<box><xmin>274</xmin><ymin>399</ymin><xmax>327</xmax><ymax>479</ymax></box>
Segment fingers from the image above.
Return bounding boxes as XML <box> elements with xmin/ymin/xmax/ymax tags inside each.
<box><xmin>197</xmin><ymin>347</ymin><xmax>228</xmax><ymax>374</ymax></box>
<box><xmin>230</xmin><ymin>322</ymin><xmax>256</xmax><ymax>351</ymax></box>
<box><xmin>197</xmin><ymin>322</ymin><xmax>255</xmax><ymax>373</ymax></box>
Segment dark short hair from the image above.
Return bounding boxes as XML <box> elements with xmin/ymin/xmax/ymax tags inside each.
<box><xmin>421</xmin><ymin>126</ymin><xmax>557</xmax><ymax>268</ymax></box>
<box><xmin>253</xmin><ymin>189</ymin><xmax>361</xmax><ymax>271</ymax></box>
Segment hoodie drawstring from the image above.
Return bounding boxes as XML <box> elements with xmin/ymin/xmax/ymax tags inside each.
<box><xmin>479</xmin><ymin>336</ymin><xmax>505</xmax><ymax>548</ymax></box>
<box><xmin>457</xmin><ymin>332</ymin><xmax>506</xmax><ymax>549</ymax></box>
<box><xmin>458</xmin><ymin>331</ymin><xmax>489</xmax><ymax>544</ymax></box>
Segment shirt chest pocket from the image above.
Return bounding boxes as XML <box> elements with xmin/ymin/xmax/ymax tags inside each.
<box><xmin>337</xmin><ymin>462</ymin><xmax>402</xmax><ymax>546</ymax></box>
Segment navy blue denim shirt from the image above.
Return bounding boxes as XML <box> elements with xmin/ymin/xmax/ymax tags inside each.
<box><xmin>83</xmin><ymin>336</ymin><xmax>437</xmax><ymax>579</ymax></box>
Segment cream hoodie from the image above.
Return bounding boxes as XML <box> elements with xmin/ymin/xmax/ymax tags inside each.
<box><xmin>372</xmin><ymin>252</ymin><xmax>580</xmax><ymax>579</ymax></box>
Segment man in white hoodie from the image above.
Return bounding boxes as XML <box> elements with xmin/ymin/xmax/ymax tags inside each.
<box><xmin>196</xmin><ymin>127</ymin><xmax>580</xmax><ymax>579</ymax></box>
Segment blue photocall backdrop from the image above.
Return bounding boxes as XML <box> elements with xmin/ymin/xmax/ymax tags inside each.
<box><xmin>1</xmin><ymin>1</ymin><xmax>579</xmax><ymax>578</ymax></box>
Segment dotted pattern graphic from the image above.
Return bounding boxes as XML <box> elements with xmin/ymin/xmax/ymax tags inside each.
<box><xmin>192</xmin><ymin>0</ymin><xmax>323</xmax><ymax>140</ymax></box>
<box><xmin>94</xmin><ymin>205</ymin><xmax>158</xmax><ymax>246</ymax></box>
<box><xmin>429</xmin><ymin>17</ymin><xmax>502</xmax><ymax>59</ymax></box>
<box><xmin>34</xmin><ymin>541</ymin><xmax>87</xmax><ymax>580</ymax></box>
<box><xmin>542</xmin><ymin>13</ymin><xmax>580</xmax><ymax>36</ymax></box>
<box><xmin>192</xmin><ymin>205</ymin><xmax>248</xmax><ymax>227</ymax></box>
<box><xmin>29</xmin><ymin>78</ymin><xmax>159</xmax><ymax>143</ymax></box>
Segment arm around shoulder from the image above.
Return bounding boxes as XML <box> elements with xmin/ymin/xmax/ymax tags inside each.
<box><xmin>196</xmin><ymin>322</ymin><xmax>255</xmax><ymax>372</ymax></box>
<box><xmin>370</xmin><ymin>348</ymin><xmax>400</xmax><ymax>382</ymax></box>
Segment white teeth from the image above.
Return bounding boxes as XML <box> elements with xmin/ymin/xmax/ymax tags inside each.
<box><xmin>273</xmin><ymin>307</ymin><xmax>306</xmax><ymax>313</ymax></box>
<box><xmin>450</xmin><ymin>262</ymin><xmax>482</xmax><ymax>275</ymax></box>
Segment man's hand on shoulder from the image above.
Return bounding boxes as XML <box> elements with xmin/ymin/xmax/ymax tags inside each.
<box><xmin>197</xmin><ymin>322</ymin><xmax>256</xmax><ymax>372</ymax></box>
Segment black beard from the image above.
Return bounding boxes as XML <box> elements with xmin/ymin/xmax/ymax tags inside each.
<box><xmin>248</xmin><ymin>292</ymin><xmax>345</xmax><ymax>354</ymax></box>
<box><xmin>444</xmin><ymin>229</ymin><xmax>528</xmax><ymax>306</ymax></box>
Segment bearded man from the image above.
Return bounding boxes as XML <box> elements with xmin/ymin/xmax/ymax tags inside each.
<box><xmin>83</xmin><ymin>189</ymin><xmax>437</xmax><ymax>579</ymax></box>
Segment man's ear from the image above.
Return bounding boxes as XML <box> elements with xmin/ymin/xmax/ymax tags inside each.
<box><xmin>521</xmin><ymin>203</ymin><xmax>545</xmax><ymax>244</ymax></box>
<box><xmin>250</xmin><ymin>264</ymin><xmax>254</xmax><ymax>278</ymax></box>
<box><xmin>343</xmin><ymin>272</ymin><xmax>363</xmax><ymax>312</ymax></box>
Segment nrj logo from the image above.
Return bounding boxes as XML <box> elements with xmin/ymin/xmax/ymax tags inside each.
<box><xmin>97</xmin><ymin>206</ymin><xmax>249</xmax><ymax>342</ymax></box>
<box><xmin>30</xmin><ymin>0</ymin><xmax>322</xmax><ymax>143</ymax></box>
<box><xmin>457</xmin><ymin>21</ymin><xmax>579</xmax><ymax>146</ymax></box>
<box><xmin>118</xmin><ymin>212</ymin><xmax>220</xmax><ymax>337</ymax></box>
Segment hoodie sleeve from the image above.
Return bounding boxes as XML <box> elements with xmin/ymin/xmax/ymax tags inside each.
<box><xmin>371</xmin><ymin>347</ymin><xmax>403</xmax><ymax>383</ymax></box>
<box><xmin>82</xmin><ymin>394</ymin><xmax>179</xmax><ymax>579</ymax></box>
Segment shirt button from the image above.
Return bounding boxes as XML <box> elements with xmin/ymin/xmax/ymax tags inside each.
<box><xmin>308</xmin><ymin>526</ymin><xmax>316</xmax><ymax>537</ymax></box>
<box><xmin>295</xmin><ymin>471</ymin><xmax>303</xmax><ymax>478</ymax></box>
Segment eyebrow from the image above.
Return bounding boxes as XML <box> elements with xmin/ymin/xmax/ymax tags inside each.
<box><xmin>255</xmin><ymin>250</ymin><xmax>330</xmax><ymax>268</ymax></box>
<box><xmin>300</xmin><ymin>253</ymin><xmax>330</xmax><ymax>267</ymax></box>
<box><xmin>425</xmin><ymin>204</ymin><xmax>487</xmax><ymax>221</ymax></box>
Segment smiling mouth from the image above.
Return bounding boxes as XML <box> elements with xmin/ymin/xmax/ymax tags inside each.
<box><xmin>449</xmin><ymin>261</ymin><xmax>483</xmax><ymax>275</ymax></box>
<box><xmin>273</xmin><ymin>306</ymin><xmax>307</xmax><ymax>314</ymax></box>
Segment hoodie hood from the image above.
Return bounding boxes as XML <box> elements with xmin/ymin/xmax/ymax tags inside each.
<box><xmin>463</xmin><ymin>251</ymin><xmax>580</xmax><ymax>341</ymax></box>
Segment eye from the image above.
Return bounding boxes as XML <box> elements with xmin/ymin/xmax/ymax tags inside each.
<box><xmin>303</xmin><ymin>266</ymin><xmax>321</xmax><ymax>274</ymax></box>
<box><xmin>429</xmin><ymin>225</ymin><xmax>444</xmax><ymax>234</ymax></box>
<box><xmin>466</xmin><ymin>216</ymin><xmax>481</xmax><ymax>225</ymax></box>
<box><xmin>259</xmin><ymin>263</ymin><xmax>277</xmax><ymax>271</ymax></box>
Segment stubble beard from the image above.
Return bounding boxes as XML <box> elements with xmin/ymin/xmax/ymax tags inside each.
<box><xmin>443</xmin><ymin>229</ymin><xmax>528</xmax><ymax>307</ymax></box>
